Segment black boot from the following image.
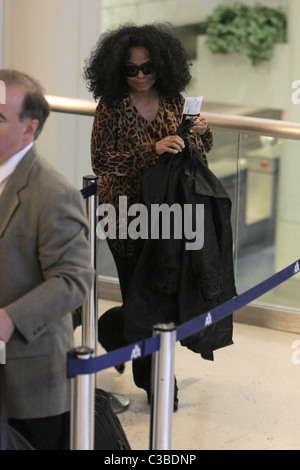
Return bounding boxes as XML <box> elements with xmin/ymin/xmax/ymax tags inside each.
<box><xmin>98</xmin><ymin>306</ymin><xmax>127</xmax><ymax>375</ymax></box>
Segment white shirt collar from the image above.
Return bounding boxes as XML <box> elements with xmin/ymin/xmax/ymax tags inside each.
<box><xmin>0</xmin><ymin>142</ymin><xmax>34</xmax><ymax>195</ymax></box>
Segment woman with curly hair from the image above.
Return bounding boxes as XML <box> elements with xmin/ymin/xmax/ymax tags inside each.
<box><xmin>84</xmin><ymin>22</ymin><xmax>214</xmax><ymax>410</ymax></box>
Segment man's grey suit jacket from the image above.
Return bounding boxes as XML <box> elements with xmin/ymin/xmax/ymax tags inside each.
<box><xmin>0</xmin><ymin>146</ymin><xmax>94</xmax><ymax>419</ymax></box>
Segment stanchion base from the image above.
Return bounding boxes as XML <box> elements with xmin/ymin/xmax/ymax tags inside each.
<box><xmin>109</xmin><ymin>393</ymin><xmax>130</xmax><ymax>414</ymax></box>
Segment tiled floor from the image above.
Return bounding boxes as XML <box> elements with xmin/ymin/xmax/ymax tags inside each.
<box><xmin>76</xmin><ymin>299</ymin><xmax>300</xmax><ymax>451</ymax></box>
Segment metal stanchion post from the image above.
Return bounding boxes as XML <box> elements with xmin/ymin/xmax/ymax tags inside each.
<box><xmin>82</xmin><ymin>176</ymin><xmax>130</xmax><ymax>415</ymax></box>
<box><xmin>69</xmin><ymin>347</ymin><xmax>94</xmax><ymax>450</ymax></box>
<box><xmin>149</xmin><ymin>323</ymin><xmax>176</xmax><ymax>450</ymax></box>
<box><xmin>81</xmin><ymin>176</ymin><xmax>98</xmax><ymax>449</ymax></box>
<box><xmin>69</xmin><ymin>176</ymin><xmax>98</xmax><ymax>452</ymax></box>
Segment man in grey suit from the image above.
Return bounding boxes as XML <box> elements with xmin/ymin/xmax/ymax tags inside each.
<box><xmin>0</xmin><ymin>69</ymin><xmax>94</xmax><ymax>449</ymax></box>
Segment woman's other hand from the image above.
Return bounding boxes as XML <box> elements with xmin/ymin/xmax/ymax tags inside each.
<box><xmin>156</xmin><ymin>135</ymin><xmax>185</xmax><ymax>155</ymax></box>
<box><xmin>189</xmin><ymin>115</ymin><xmax>208</xmax><ymax>135</ymax></box>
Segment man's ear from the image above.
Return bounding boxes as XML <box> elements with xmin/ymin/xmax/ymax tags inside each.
<box><xmin>24</xmin><ymin>119</ymin><xmax>39</xmax><ymax>139</ymax></box>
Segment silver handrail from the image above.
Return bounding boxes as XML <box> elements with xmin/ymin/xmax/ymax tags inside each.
<box><xmin>205</xmin><ymin>111</ymin><xmax>300</xmax><ymax>140</ymax></box>
<box><xmin>46</xmin><ymin>94</ymin><xmax>300</xmax><ymax>141</ymax></box>
<box><xmin>46</xmin><ymin>95</ymin><xmax>96</xmax><ymax>116</ymax></box>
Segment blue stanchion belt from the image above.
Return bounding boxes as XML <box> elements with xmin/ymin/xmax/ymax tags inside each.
<box><xmin>80</xmin><ymin>182</ymin><xmax>98</xmax><ymax>200</ymax></box>
<box><xmin>67</xmin><ymin>258</ymin><xmax>300</xmax><ymax>378</ymax></box>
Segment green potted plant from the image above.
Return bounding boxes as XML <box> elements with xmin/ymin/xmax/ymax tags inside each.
<box><xmin>202</xmin><ymin>3</ymin><xmax>287</xmax><ymax>66</ymax></box>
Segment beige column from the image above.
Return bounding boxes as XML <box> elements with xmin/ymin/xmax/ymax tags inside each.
<box><xmin>0</xmin><ymin>0</ymin><xmax>5</xmax><ymax>67</ymax></box>
<box><xmin>3</xmin><ymin>0</ymin><xmax>102</xmax><ymax>187</ymax></box>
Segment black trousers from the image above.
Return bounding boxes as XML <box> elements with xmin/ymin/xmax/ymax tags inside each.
<box><xmin>107</xmin><ymin>240</ymin><xmax>144</xmax><ymax>303</ymax></box>
<box><xmin>9</xmin><ymin>412</ymin><xmax>70</xmax><ymax>450</ymax></box>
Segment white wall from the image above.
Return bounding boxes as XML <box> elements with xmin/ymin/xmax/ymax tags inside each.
<box><xmin>193</xmin><ymin>36</ymin><xmax>290</xmax><ymax>110</ymax></box>
<box><xmin>101</xmin><ymin>0</ymin><xmax>287</xmax><ymax>30</ymax></box>
<box><xmin>101</xmin><ymin>0</ymin><xmax>220</xmax><ymax>30</ymax></box>
<box><xmin>3</xmin><ymin>0</ymin><xmax>102</xmax><ymax>188</ymax></box>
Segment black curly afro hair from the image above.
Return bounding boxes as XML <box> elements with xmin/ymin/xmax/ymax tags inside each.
<box><xmin>83</xmin><ymin>22</ymin><xmax>192</xmax><ymax>102</ymax></box>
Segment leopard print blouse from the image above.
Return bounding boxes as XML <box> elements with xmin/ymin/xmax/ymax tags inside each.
<box><xmin>91</xmin><ymin>93</ymin><xmax>213</xmax><ymax>256</ymax></box>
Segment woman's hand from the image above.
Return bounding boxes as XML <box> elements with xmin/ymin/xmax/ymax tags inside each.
<box><xmin>189</xmin><ymin>115</ymin><xmax>208</xmax><ymax>135</ymax></box>
<box><xmin>155</xmin><ymin>135</ymin><xmax>185</xmax><ymax>155</ymax></box>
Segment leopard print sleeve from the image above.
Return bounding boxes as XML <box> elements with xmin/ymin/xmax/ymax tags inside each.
<box><xmin>91</xmin><ymin>98</ymin><xmax>159</xmax><ymax>179</ymax></box>
<box><xmin>200</xmin><ymin>127</ymin><xmax>213</xmax><ymax>153</ymax></box>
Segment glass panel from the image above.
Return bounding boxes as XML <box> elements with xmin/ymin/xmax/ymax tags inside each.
<box><xmin>97</xmin><ymin>238</ymin><xmax>118</xmax><ymax>279</ymax></box>
<box><xmin>234</xmin><ymin>134</ymin><xmax>300</xmax><ymax>311</ymax></box>
<box><xmin>206</xmin><ymin>128</ymin><xmax>243</xmax><ymax>264</ymax></box>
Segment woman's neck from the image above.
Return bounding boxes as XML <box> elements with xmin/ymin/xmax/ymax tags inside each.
<box><xmin>129</xmin><ymin>88</ymin><xmax>159</xmax><ymax>121</ymax></box>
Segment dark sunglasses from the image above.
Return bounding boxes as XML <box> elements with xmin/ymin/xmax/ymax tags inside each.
<box><xmin>124</xmin><ymin>61</ymin><xmax>153</xmax><ymax>77</ymax></box>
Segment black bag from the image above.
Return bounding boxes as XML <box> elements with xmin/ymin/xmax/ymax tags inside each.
<box><xmin>5</xmin><ymin>425</ymin><xmax>35</xmax><ymax>450</ymax></box>
<box><xmin>94</xmin><ymin>389</ymin><xmax>131</xmax><ymax>450</ymax></box>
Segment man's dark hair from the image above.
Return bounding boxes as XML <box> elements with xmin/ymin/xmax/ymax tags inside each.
<box><xmin>84</xmin><ymin>22</ymin><xmax>192</xmax><ymax>102</ymax></box>
<box><xmin>0</xmin><ymin>69</ymin><xmax>50</xmax><ymax>139</ymax></box>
